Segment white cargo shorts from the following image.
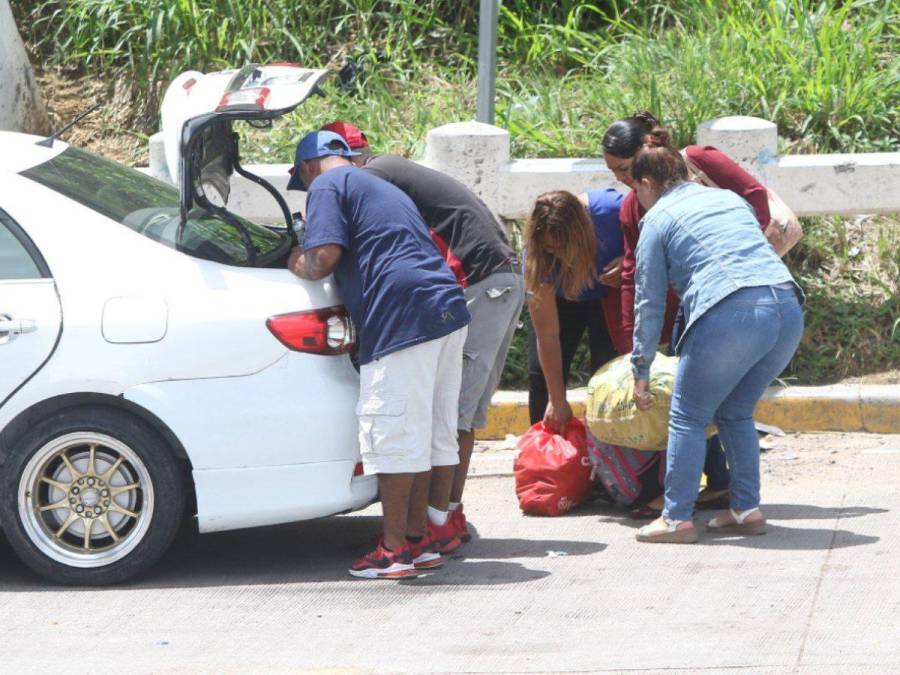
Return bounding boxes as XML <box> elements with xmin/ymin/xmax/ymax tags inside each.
<box><xmin>357</xmin><ymin>326</ymin><xmax>468</xmax><ymax>475</ymax></box>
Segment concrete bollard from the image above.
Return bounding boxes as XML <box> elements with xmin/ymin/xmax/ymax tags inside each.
<box><xmin>148</xmin><ymin>131</ymin><xmax>171</xmax><ymax>183</ymax></box>
<box><xmin>696</xmin><ymin>116</ymin><xmax>778</xmax><ymax>179</ymax></box>
<box><xmin>424</xmin><ymin>121</ymin><xmax>510</xmax><ymax>218</ymax></box>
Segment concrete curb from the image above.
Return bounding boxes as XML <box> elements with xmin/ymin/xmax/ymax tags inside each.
<box><xmin>479</xmin><ymin>384</ymin><xmax>900</xmax><ymax>440</ymax></box>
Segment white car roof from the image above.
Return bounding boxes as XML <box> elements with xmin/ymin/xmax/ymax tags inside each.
<box><xmin>0</xmin><ymin>131</ymin><xmax>68</xmax><ymax>174</ymax></box>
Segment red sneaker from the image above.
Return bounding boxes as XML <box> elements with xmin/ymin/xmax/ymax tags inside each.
<box><xmin>428</xmin><ymin>517</ymin><xmax>462</xmax><ymax>554</ymax></box>
<box><xmin>408</xmin><ymin>533</ymin><xmax>443</xmax><ymax>570</ymax></box>
<box><xmin>349</xmin><ymin>542</ymin><xmax>419</xmax><ymax>579</ymax></box>
<box><xmin>450</xmin><ymin>504</ymin><xmax>472</xmax><ymax>543</ymax></box>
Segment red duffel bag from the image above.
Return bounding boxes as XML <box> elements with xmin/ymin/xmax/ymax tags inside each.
<box><xmin>514</xmin><ymin>419</ymin><xmax>593</xmax><ymax>516</ymax></box>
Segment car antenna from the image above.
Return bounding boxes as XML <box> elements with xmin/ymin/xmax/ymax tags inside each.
<box><xmin>35</xmin><ymin>103</ymin><xmax>103</xmax><ymax>148</ymax></box>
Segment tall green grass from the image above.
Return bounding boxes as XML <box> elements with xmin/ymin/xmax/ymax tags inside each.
<box><xmin>236</xmin><ymin>0</ymin><xmax>899</xmax><ymax>163</ymax></box>
<box><xmin>785</xmin><ymin>214</ymin><xmax>900</xmax><ymax>383</ymax></box>
<box><xmin>15</xmin><ymin>1</ymin><xmax>899</xmax><ymax>154</ymax></box>
<box><xmin>15</xmin><ymin>0</ymin><xmax>478</xmax><ymax>80</ymax></box>
<box><xmin>497</xmin><ymin>0</ymin><xmax>900</xmax><ymax>156</ymax></box>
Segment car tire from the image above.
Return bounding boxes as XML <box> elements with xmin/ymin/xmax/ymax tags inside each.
<box><xmin>0</xmin><ymin>407</ymin><xmax>185</xmax><ymax>585</ymax></box>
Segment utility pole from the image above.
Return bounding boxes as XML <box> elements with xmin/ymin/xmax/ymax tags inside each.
<box><xmin>476</xmin><ymin>0</ymin><xmax>499</xmax><ymax>125</ymax></box>
<box><xmin>0</xmin><ymin>0</ymin><xmax>50</xmax><ymax>133</ymax></box>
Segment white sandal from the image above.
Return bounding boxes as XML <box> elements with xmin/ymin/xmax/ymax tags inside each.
<box><xmin>636</xmin><ymin>517</ymin><xmax>698</xmax><ymax>544</ymax></box>
<box><xmin>706</xmin><ymin>507</ymin><xmax>767</xmax><ymax>535</ymax></box>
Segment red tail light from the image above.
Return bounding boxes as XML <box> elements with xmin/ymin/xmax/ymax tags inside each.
<box><xmin>353</xmin><ymin>462</ymin><xmax>365</xmax><ymax>477</ymax></box>
<box><xmin>266</xmin><ymin>306</ymin><xmax>356</xmax><ymax>355</ymax></box>
<box><xmin>217</xmin><ymin>86</ymin><xmax>271</xmax><ymax>110</ymax></box>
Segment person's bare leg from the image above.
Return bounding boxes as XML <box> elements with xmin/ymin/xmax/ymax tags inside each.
<box><xmin>428</xmin><ymin>465</ymin><xmax>456</xmax><ymax>513</ymax></box>
<box><xmin>406</xmin><ymin>470</ymin><xmax>431</xmax><ymax>538</ymax></box>
<box><xmin>449</xmin><ymin>429</ymin><xmax>475</xmax><ymax>504</ymax></box>
<box><xmin>378</xmin><ymin>472</ymin><xmax>415</xmax><ymax>551</ymax></box>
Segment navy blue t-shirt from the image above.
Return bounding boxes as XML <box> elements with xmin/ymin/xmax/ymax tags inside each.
<box><xmin>566</xmin><ymin>188</ymin><xmax>625</xmax><ymax>302</ymax></box>
<box><xmin>303</xmin><ymin>165</ymin><xmax>470</xmax><ymax>365</ymax></box>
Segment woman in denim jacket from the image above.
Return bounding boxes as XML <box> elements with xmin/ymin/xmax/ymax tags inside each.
<box><xmin>604</xmin><ymin>112</ymin><xmax>782</xmax><ymax>518</ymax></box>
<box><xmin>630</xmin><ymin>132</ymin><xmax>804</xmax><ymax>544</ymax></box>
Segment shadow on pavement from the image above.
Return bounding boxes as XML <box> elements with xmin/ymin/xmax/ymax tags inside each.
<box><xmin>459</xmin><ymin>529</ymin><xmax>606</xmax><ymax>560</ymax></box>
<box><xmin>590</xmin><ymin>503</ymin><xmax>882</xmax><ymax>551</ymax></box>
<box><xmin>0</xmin><ymin>513</ymin><xmax>600</xmax><ymax>591</ymax></box>
<box><xmin>399</xmin><ymin>560</ymin><xmax>551</xmax><ymax>587</ymax></box>
<box><xmin>762</xmin><ymin>503</ymin><xmax>888</xmax><ymax>520</ymax></box>
<box><xmin>703</xmin><ymin>524</ymin><xmax>880</xmax><ymax>550</ymax></box>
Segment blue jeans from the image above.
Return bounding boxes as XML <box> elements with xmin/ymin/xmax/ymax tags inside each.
<box><xmin>663</xmin><ymin>284</ymin><xmax>804</xmax><ymax>521</ymax></box>
<box><xmin>670</xmin><ymin>306</ymin><xmax>731</xmax><ymax>492</ymax></box>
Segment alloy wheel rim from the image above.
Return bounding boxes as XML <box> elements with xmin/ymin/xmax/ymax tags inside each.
<box><xmin>19</xmin><ymin>432</ymin><xmax>154</xmax><ymax>568</ymax></box>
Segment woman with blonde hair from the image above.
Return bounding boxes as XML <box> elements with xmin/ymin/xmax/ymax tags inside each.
<box><xmin>524</xmin><ymin>189</ymin><xmax>626</xmax><ymax>430</ymax></box>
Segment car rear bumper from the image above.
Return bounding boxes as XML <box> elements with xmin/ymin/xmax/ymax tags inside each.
<box><xmin>193</xmin><ymin>460</ymin><xmax>378</xmax><ymax>533</ymax></box>
<box><xmin>123</xmin><ymin>352</ymin><xmax>361</xmax><ymax>470</ymax></box>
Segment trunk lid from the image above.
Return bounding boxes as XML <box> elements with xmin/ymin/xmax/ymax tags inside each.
<box><xmin>160</xmin><ymin>64</ymin><xmax>328</xmax><ymax>222</ymax></box>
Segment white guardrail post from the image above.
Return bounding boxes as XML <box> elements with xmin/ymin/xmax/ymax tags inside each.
<box><xmin>696</xmin><ymin>116</ymin><xmax>778</xmax><ymax>179</ymax></box>
<box><xmin>696</xmin><ymin>115</ymin><xmax>900</xmax><ymax>216</ymax></box>
<box><xmin>148</xmin><ymin>132</ymin><xmax>170</xmax><ymax>182</ymax></box>
<box><xmin>424</xmin><ymin>121</ymin><xmax>510</xmax><ymax>218</ymax></box>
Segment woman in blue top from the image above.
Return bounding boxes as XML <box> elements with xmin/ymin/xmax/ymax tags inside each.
<box><xmin>629</xmin><ymin>133</ymin><xmax>804</xmax><ymax>544</ymax></box>
<box><xmin>525</xmin><ymin>189</ymin><xmax>625</xmax><ymax>430</ymax></box>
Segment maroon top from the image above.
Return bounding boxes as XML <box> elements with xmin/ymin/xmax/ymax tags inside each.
<box><xmin>617</xmin><ymin>145</ymin><xmax>770</xmax><ymax>353</ymax></box>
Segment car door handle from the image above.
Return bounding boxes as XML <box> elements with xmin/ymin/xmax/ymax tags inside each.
<box><xmin>0</xmin><ymin>316</ymin><xmax>37</xmax><ymax>344</ymax></box>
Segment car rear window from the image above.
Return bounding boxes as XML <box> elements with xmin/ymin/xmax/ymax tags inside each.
<box><xmin>20</xmin><ymin>146</ymin><xmax>290</xmax><ymax>267</ymax></box>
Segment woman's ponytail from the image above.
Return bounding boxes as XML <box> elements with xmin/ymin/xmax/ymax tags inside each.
<box><xmin>642</xmin><ymin>126</ymin><xmax>672</xmax><ymax>148</ymax></box>
<box><xmin>602</xmin><ymin>110</ymin><xmax>669</xmax><ymax>159</ymax></box>
<box><xmin>632</xmin><ymin>142</ymin><xmax>688</xmax><ymax>193</ymax></box>
<box><xmin>632</xmin><ymin>110</ymin><xmax>660</xmax><ymax>128</ymax></box>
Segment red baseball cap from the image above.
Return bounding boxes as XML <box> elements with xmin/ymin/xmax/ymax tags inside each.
<box><xmin>321</xmin><ymin>120</ymin><xmax>369</xmax><ymax>150</ymax></box>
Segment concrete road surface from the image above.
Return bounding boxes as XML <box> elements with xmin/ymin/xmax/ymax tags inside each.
<box><xmin>2</xmin><ymin>432</ymin><xmax>899</xmax><ymax>674</ymax></box>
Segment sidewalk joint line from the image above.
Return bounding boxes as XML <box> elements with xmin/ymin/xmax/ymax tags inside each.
<box><xmin>792</xmin><ymin>452</ymin><xmax>855</xmax><ymax>672</ymax></box>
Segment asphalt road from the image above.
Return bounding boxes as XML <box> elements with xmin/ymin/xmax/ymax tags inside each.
<box><xmin>2</xmin><ymin>432</ymin><xmax>899</xmax><ymax>674</ymax></box>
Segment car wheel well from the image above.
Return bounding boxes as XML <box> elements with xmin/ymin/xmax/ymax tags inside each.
<box><xmin>0</xmin><ymin>393</ymin><xmax>195</xmax><ymax>508</ymax></box>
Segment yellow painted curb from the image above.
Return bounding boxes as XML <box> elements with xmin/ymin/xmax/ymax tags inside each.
<box><xmin>479</xmin><ymin>390</ymin><xmax>583</xmax><ymax>441</ymax></box>
<box><xmin>753</xmin><ymin>386</ymin><xmax>864</xmax><ymax>433</ymax></box>
<box><xmin>478</xmin><ymin>385</ymin><xmax>899</xmax><ymax>440</ymax></box>
<box><xmin>860</xmin><ymin>386</ymin><xmax>900</xmax><ymax>434</ymax></box>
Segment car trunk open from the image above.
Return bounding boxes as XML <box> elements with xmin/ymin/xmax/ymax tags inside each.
<box><xmin>161</xmin><ymin>64</ymin><xmax>329</xmax><ymax>240</ymax></box>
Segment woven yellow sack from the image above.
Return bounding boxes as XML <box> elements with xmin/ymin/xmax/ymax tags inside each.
<box><xmin>585</xmin><ymin>352</ymin><xmax>679</xmax><ymax>451</ymax></box>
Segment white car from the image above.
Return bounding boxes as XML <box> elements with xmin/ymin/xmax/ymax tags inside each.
<box><xmin>0</xmin><ymin>64</ymin><xmax>377</xmax><ymax>585</ymax></box>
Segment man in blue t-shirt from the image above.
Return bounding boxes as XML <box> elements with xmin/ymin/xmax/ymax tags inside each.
<box><xmin>287</xmin><ymin>130</ymin><xmax>470</xmax><ymax>579</ymax></box>
<box><xmin>321</xmin><ymin>120</ymin><xmax>524</xmax><ymax>550</ymax></box>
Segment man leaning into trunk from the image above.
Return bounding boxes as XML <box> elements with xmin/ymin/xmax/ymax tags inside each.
<box><xmin>323</xmin><ymin>121</ymin><xmax>525</xmax><ymax>549</ymax></box>
<box><xmin>286</xmin><ymin>130</ymin><xmax>470</xmax><ymax>579</ymax></box>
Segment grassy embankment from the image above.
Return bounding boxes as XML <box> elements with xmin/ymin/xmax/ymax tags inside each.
<box><xmin>16</xmin><ymin>0</ymin><xmax>900</xmax><ymax>385</ymax></box>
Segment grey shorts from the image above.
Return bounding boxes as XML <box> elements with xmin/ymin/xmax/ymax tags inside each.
<box><xmin>458</xmin><ymin>271</ymin><xmax>525</xmax><ymax>430</ymax></box>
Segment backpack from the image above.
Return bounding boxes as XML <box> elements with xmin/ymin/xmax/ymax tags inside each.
<box><xmin>586</xmin><ymin>432</ymin><xmax>660</xmax><ymax>507</ymax></box>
